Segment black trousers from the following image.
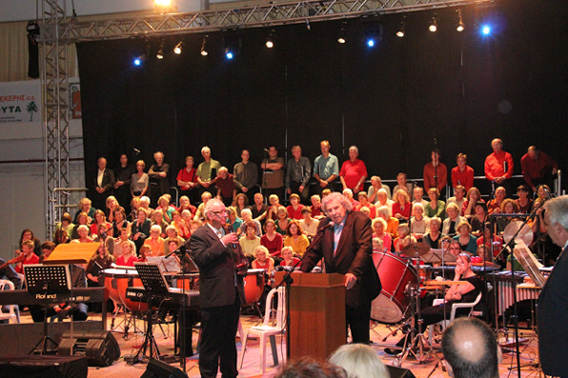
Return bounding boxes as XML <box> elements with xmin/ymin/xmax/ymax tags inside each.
<box><xmin>288</xmin><ymin>181</ymin><xmax>310</xmax><ymax>205</ymax></box>
<box><xmin>199</xmin><ymin>298</ymin><xmax>241</xmax><ymax>378</ymax></box>
<box><xmin>346</xmin><ymin>300</ymin><xmax>372</xmax><ymax>344</ymax></box>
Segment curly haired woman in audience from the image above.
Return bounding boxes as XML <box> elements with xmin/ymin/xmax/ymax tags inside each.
<box><xmin>105</xmin><ymin>195</ymin><xmax>119</xmax><ymax>223</ymax></box>
<box><xmin>462</xmin><ymin>186</ymin><xmax>484</xmax><ymax>219</ymax></box>
<box><xmin>372</xmin><ymin>217</ymin><xmax>392</xmax><ymax>252</ymax></box>
<box><xmin>392</xmin><ymin>189</ymin><xmax>412</xmax><ymax>222</ymax></box>
<box><xmin>284</xmin><ymin>220</ymin><xmax>310</xmax><ymax>257</ymax></box>
<box><xmin>73</xmin><ymin>197</ymin><xmax>96</xmax><ymax>224</ymax></box>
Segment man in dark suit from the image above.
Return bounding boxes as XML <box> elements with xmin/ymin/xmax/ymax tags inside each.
<box><xmin>300</xmin><ymin>192</ymin><xmax>381</xmax><ymax>344</ymax></box>
<box><xmin>538</xmin><ymin>195</ymin><xmax>568</xmax><ymax>378</ymax></box>
<box><xmin>92</xmin><ymin>157</ymin><xmax>115</xmax><ymax>211</ymax></box>
<box><xmin>189</xmin><ymin>198</ymin><xmax>248</xmax><ymax>378</ymax></box>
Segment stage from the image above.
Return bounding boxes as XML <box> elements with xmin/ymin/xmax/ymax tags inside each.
<box><xmin>3</xmin><ymin>310</ymin><xmax>541</xmax><ymax>378</ymax></box>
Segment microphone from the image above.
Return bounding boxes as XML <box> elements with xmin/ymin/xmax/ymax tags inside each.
<box><xmin>133</xmin><ymin>148</ymin><xmax>141</xmax><ymax>154</ymax></box>
<box><xmin>263</xmin><ymin>148</ymin><xmax>269</xmax><ymax>152</ymax></box>
<box><xmin>543</xmin><ymin>187</ymin><xmax>552</xmax><ymax>199</ymax></box>
<box><xmin>320</xmin><ymin>221</ymin><xmax>334</xmax><ymax>230</ymax></box>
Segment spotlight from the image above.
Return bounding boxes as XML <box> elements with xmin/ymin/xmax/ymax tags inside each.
<box><xmin>429</xmin><ymin>16</ymin><xmax>438</xmax><ymax>33</ymax></box>
<box><xmin>133</xmin><ymin>55</ymin><xmax>144</xmax><ymax>66</ymax></box>
<box><xmin>154</xmin><ymin>0</ymin><xmax>171</xmax><ymax>6</ymax></box>
<box><xmin>200</xmin><ymin>35</ymin><xmax>209</xmax><ymax>56</ymax></box>
<box><xmin>223</xmin><ymin>34</ymin><xmax>242</xmax><ymax>60</ymax></box>
<box><xmin>266</xmin><ymin>29</ymin><xmax>275</xmax><ymax>49</ymax></box>
<box><xmin>154</xmin><ymin>0</ymin><xmax>175</xmax><ymax>12</ymax></box>
<box><xmin>173</xmin><ymin>41</ymin><xmax>183</xmax><ymax>55</ymax></box>
<box><xmin>456</xmin><ymin>9</ymin><xmax>465</xmax><ymax>32</ymax></box>
<box><xmin>156</xmin><ymin>40</ymin><xmax>165</xmax><ymax>59</ymax></box>
<box><xmin>337</xmin><ymin>21</ymin><xmax>347</xmax><ymax>44</ymax></box>
<box><xmin>481</xmin><ymin>24</ymin><xmax>492</xmax><ymax>36</ymax></box>
<box><xmin>396</xmin><ymin>17</ymin><xmax>406</xmax><ymax>38</ymax></box>
<box><xmin>306</xmin><ymin>19</ymin><xmax>311</xmax><ymax>31</ymax></box>
<box><xmin>364</xmin><ymin>23</ymin><xmax>383</xmax><ymax>48</ymax></box>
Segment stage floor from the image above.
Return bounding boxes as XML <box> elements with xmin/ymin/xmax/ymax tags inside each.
<box><xmin>17</xmin><ymin>311</ymin><xmax>541</xmax><ymax>378</ymax></box>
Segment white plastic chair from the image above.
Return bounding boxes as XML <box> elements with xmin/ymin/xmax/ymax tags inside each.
<box><xmin>428</xmin><ymin>291</ymin><xmax>482</xmax><ymax>343</ymax></box>
<box><xmin>239</xmin><ymin>286</ymin><xmax>286</xmax><ymax>374</ymax></box>
<box><xmin>0</xmin><ymin>279</ymin><xmax>21</xmax><ymax>324</ymax></box>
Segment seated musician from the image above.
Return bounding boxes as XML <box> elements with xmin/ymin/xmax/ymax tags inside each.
<box><xmin>279</xmin><ymin>246</ymin><xmax>300</xmax><ymax>269</ymax></box>
<box><xmin>15</xmin><ymin>240</ymin><xmax>40</xmax><ymax>277</ymax></box>
<box><xmin>385</xmin><ymin>252</ymin><xmax>484</xmax><ymax>355</ymax></box>
<box><xmin>115</xmin><ymin>241</ymin><xmax>137</xmax><ymax>267</ymax></box>
<box><xmin>31</xmin><ymin>264</ymin><xmax>89</xmax><ymax>322</ymax></box>
<box><xmin>86</xmin><ymin>242</ymin><xmax>115</xmax><ymax>286</ymax></box>
<box><xmin>251</xmin><ymin>245</ymin><xmax>275</xmax><ymax>276</ymax></box>
<box><xmin>0</xmin><ymin>254</ymin><xmax>22</xmax><ymax>290</ymax></box>
<box><xmin>38</xmin><ymin>241</ymin><xmax>55</xmax><ymax>263</ymax></box>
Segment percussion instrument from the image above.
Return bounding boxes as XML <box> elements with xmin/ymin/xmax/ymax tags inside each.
<box><xmin>243</xmin><ymin>269</ymin><xmax>266</xmax><ymax>306</ymax></box>
<box><xmin>102</xmin><ymin>268</ymin><xmax>147</xmax><ymax>312</ymax></box>
<box><xmin>371</xmin><ymin>252</ymin><xmax>418</xmax><ymax>323</ymax></box>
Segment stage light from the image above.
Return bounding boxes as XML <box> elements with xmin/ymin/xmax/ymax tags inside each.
<box><xmin>429</xmin><ymin>16</ymin><xmax>438</xmax><ymax>33</ymax></box>
<box><xmin>337</xmin><ymin>21</ymin><xmax>347</xmax><ymax>44</ymax></box>
<box><xmin>456</xmin><ymin>9</ymin><xmax>465</xmax><ymax>32</ymax></box>
<box><xmin>481</xmin><ymin>24</ymin><xmax>492</xmax><ymax>36</ymax></box>
<box><xmin>364</xmin><ymin>23</ymin><xmax>383</xmax><ymax>49</ymax></box>
<box><xmin>396</xmin><ymin>17</ymin><xmax>406</xmax><ymax>38</ymax></box>
<box><xmin>133</xmin><ymin>55</ymin><xmax>144</xmax><ymax>66</ymax></box>
<box><xmin>223</xmin><ymin>34</ymin><xmax>242</xmax><ymax>60</ymax></box>
<box><xmin>266</xmin><ymin>29</ymin><xmax>275</xmax><ymax>49</ymax></box>
<box><xmin>173</xmin><ymin>41</ymin><xmax>183</xmax><ymax>55</ymax></box>
<box><xmin>200</xmin><ymin>35</ymin><xmax>209</xmax><ymax>56</ymax></box>
<box><xmin>154</xmin><ymin>0</ymin><xmax>171</xmax><ymax>6</ymax></box>
<box><xmin>156</xmin><ymin>40</ymin><xmax>165</xmax><ymax>59</ymax></box>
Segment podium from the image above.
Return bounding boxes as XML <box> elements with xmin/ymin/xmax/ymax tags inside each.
<box><xmin>275</xmin><ymin>272</ymin><xmax>345</xmax><ymax>360</ymax></box>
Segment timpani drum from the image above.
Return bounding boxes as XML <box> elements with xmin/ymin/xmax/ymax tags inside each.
<box><xmin>103</xmin><ymin>268</ymin><xmax>148</xmax><ymax>312</ymax></box>
<box><xmin>243</xmin><ymin>269</ymin><xmax>265</xmax><ymax>306</ymax></box>
<box><xmin>371</xmin><ymin>252</ymin><xmax>418</xmax><ymax>323</ymax></box>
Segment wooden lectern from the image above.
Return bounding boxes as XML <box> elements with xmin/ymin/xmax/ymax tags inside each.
<box><xmin>275</xmin><ymin>272</ymin><xmax>346</xmax><ymax>360</ymax></box>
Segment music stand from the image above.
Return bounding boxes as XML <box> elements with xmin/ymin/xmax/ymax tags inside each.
<box><xmin>25</xmin><ymin>264</ymin><xmax>71</xmax><ymax>355</ymax></box>
<box><xmin>130</xmin><ymin>263</ymin><xmax>169</xmax><ymax>364</ymax></box>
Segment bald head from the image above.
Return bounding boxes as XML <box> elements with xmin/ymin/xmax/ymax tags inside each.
<box><xmin>442</xmin><ymin>318</ymin><xmax>499</xmax><ymax>378</ymax></box>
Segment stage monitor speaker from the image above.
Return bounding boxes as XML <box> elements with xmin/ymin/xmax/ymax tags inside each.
<box><xmin>58</xmin><ymin>330</ymin><xmax>120</xmax><ymax>367</ymax></box>
<box><xmin>140</xmin><ymin>359</ymin><xmax>188</xmax><ymax>378</ymax></box>
<box><xmin>0</xmin><ymin>355</ymin><xmax>88</xmax><ymax>378</ymax></box>
<box><xmin>386</xmin><ymin>364</ymin><xmax>417</xmax><ymax>378</ymax></box>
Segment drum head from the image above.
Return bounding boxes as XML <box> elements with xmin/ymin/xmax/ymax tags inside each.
<box><xmin>371</xmin><ymin>294</ymin><xmax>403</xmax><ymax>324</ymax></box>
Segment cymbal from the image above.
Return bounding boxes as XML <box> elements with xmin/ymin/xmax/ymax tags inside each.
<box><xmin>402</xmin><ymin>242</ymin><xmax>431</xmax><ymax>257</ymax></box>
<box><xmin>503</xmin><ymin>220</ymin><xmax>534</xmax><ymax>246</ymax></box>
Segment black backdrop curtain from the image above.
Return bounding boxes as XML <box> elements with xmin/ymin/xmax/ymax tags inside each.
<box><xmin>77</xmin><ymin>0</ymin><xmax>568</xmax><ymax>196</ymax></box>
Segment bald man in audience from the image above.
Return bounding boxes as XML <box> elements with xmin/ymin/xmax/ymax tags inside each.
<box><xmin>441</xmin><ymin>317</ymin><xmax>499</xmax><ymax>378</ymax></box>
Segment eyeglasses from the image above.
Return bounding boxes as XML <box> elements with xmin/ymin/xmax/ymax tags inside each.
<box><xmin>210</xmin><ymin>210</ymin><xmax>227</xmax><ymax>216</ymax></box>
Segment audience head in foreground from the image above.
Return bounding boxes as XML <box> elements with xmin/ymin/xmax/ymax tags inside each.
<box><xmin>441</xmin><ymin>317</ymin><xmax>499</xmax><ymax>378</ymax></box>
<box><xmin>276</xmin><ymin>357</ymin><xmax>346</xmax><ymax>378</ymax></box>
<box><xmin>329</xmin><ymin>343</ymin><xmax>389</xmax><ymax>378</ymax></box>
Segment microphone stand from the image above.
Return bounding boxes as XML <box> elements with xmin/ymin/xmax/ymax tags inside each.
<box><xmin>262</xmin><ymin>149</ymin><xmax>269</xmax><ymax>206</ymax></box>
<box><xmin>273</xmin><ymin>222</ymin><xmax>331</xmax><ymax>358</ymax></box>
<box><xmin>491</xmin><ymin>197</ymin><xmax>547</xmax><ymax>378</ymax></box>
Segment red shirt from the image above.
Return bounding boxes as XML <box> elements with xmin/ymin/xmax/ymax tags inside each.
<box><xmin>286</xmin><ymin>204</ymin><xmax>305</xmax><ymax>220</ymax></box>
<box><xmin>484</xmin><ymin>151</ymin><xmax>514</xmax><ymax>181</ymax></box>
<box><xmin>520</xmin><ymin>151</ymin><xmax>558</xmax><ymax>189</ymax></box>
<box><xmin>280</xmin><ymin>257</ymin><xmax>301</xmax><ymax>267</ymax></box>
<box><xmin>392</xmin><ymin>202</ymin><xmax>411</xmax><ymax>220</ymax></box>
<box><xmin>339</xmin><ymin>159</ymin><xmax>368</xmax><ymax>192</ymax></box>
<box><xmin>311</xmin><ymin>206</ymin><xmax>323</xmax><ymax>218</ymax></box>
<box><xmin>356</xmin><ymin>203</ymin><xmax>376</xmax><ymax>218</ymax></box>
<box><xmin>261</xmin><ymin>233</ymin><xmax>283</xmax><ymax>257</ymax></box>
<box><xmin>176</xmin><ymin>167</ymin><xmax>197</xmax><ymax>189</ymax></box>
<box><xmin>15</xmin><ymin>253</ymin><xmax>40</xmax><ymax>274</ymax></box>
<box><xmin>116</xmin><ymin>254</ymin><xmax>137</xmax><ymax>267</ymax></box>
<box><xmin>423</xmin><ymin>162</ymin><xmax>447</xmax><ymax>192</ymax></box>
<box><xmin>451</xmin><ymin>165</ymin><xmax>474</xmax><ymax>191</ymax></box>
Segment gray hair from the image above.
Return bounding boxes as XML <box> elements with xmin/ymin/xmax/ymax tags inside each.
<box><xmin>150</xmin><ymin>225</ymin><xmax>162</xmax><ymax>233</ymax></box>
<box><xmin>322</xmin><ymin>192</ymin><xmax>353</xmax><ymax>213</ymax></box>
<box><xmin>241</xmin><ymin>208</ymin><xmax>252</xmax><ymax>217</ymax></box>
<box><xmin>329</xmin><ymin>344</ymin><xmax>389</xmax><ymax>378</ymax></box>
<box><xmin>545</xmin><ymin>195</ymin><xmax>568</xmax><ymax>232</ymax></box>
<box><xmin>201</xmin><ymin>146</ymin><xmax>211</xmax><ymax>154</ymax></box>
<box><xmin>349</xmin><ymin>145</ymin><xmax>359</xmax><ymax>154</ymax></box>
<box><xmin>203</xmin><ymin>198</ymin><xmax>225</xmax><ymax>220</ymax></box>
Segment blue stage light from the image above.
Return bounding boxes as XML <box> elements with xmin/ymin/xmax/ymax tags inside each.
<box><xmin>367</xmin><ymin>39</ymin><xmax>375</xmax><ymax>48</ymax></box>
<box><xmin>481</xmin><ymin>24</ymin><xmax>491</xmax><ymax>36</ymax></box>
<box><xmin>226</xmin><ymin>51</ymin><xmax>234</xmax><ymax>59</ymax></box>
<box><xmin>134</xmin><ymin>58</ymin><xmax>142</xmax><ymax>66</ymax></box>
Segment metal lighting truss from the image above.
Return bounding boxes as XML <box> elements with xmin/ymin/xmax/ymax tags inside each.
<box><xmin>47</xmin><ymin>0</ymin><xmax>494</xmax><ymax>43</ymax></box>
<box><xmin>41</xmin><ymin>0</ymin><xmax>71</xmax><ymax>239</ymax></box>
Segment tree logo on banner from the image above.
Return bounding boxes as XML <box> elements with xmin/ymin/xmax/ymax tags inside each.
<box><xmin>27</xmin><ymin>101</ymin><xmax>38</xmax><ymax>121</ymax></box>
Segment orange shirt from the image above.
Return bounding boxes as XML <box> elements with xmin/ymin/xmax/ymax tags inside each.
<box><xmin>144</xmin><ymin>237</ymin><xmax>165</xmax><ymax>255</ymax></box>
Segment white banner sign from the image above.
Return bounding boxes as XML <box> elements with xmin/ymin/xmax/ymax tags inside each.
<box><xmin>0</xmin><ymin>80</ymin><xmax>41</xmax><ymax>124</ymax></box>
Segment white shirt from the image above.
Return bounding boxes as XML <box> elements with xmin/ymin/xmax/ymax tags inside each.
<box><xmin>97</xmin><ymin>169</ymin><xmax>105</xmax><ymax>187</ymax></box>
